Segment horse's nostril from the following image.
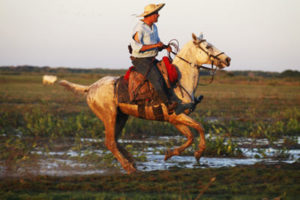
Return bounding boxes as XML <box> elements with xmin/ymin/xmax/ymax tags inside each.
<box><xmin>226</xmin><ymin>57</ymin><xmax>231</xmax><ymax>65</ymax></box>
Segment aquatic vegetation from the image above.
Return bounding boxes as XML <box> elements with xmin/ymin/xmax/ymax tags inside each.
<box><xmin>0</xmin><ymin>135</ymin><xmax>39</xmax><ymax>174</ymax></box>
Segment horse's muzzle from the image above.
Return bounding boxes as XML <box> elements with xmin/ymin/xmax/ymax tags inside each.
<box><xmin>225</xmin><ymin>57</ymin><xmax>231</xmax><ymax>66</ymax></box>
<box><xmin>221</xmin><ymin>57</ymin><xmax>231</xmax><ymax>68</ymax></box>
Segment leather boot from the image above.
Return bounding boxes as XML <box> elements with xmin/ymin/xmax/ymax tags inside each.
<box><xmin>167</xmin><ymin>101</ymin><xmax>178</xmax><ymax>114</ymax></box>
<box><xmin>166</xmin><ymin>88</ymin><xmax>182</xmax><ymax>114</ymax></box>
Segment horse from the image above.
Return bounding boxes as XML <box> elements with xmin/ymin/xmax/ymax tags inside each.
<box><xmin>59</xmin><ymin>33</ymin><xmax>231</xmax><ymax>174</ymax></box>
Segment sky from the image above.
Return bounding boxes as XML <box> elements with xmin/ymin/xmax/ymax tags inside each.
<box><xmin>1</xmin><ymin>0</ymin><xmax>300</xmax><ymax>72</ymax></box>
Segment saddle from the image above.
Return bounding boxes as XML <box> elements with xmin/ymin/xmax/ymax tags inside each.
<box><xmin>116</xmin><ymin>56</ymin><xmax>178</xmax><ymax>106</ymax></box>
<box><xmin>128</xmin><ymin>68</ymin><xmax>157</xmax><ymax>103</ymax></box>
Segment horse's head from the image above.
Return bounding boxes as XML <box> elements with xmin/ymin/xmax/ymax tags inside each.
<box><xmin>192</xmin><ymin>33</ymin><xmax>231</xmax><ymax>68</ymax></box>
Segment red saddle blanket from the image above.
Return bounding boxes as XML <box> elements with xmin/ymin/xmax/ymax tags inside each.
<box><xmin>162</xmin><ymin>56</ymin><xmax>178</xmax><ymax>84</ymax></box>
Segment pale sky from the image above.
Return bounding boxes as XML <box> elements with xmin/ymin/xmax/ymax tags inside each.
<box><xmin>1</xmin><ymin>0</ymin><xmax>300</xmax><ymax>72</ymax></box>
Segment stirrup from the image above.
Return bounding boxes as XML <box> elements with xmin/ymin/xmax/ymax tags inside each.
<box><xmin>174</xmin><ymin>103</ymin><xmax>194</xmax><ymax>115</ymax></box>
<box><xmin>195</xmin><ymin>95</ymin><xmax>204</xmax><ymax>105</ymax></box>
<box><xmin>174</xmin><ymin>95</ymin><xmax>204</xmax><ymax>114</ymax></box>
<box><xmin>167</xmin><ymin>101</ymin><xmax>178</xmax><ymax>114</ymax></box>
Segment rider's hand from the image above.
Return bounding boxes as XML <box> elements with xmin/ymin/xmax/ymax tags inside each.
<box><xmin>156</xmin><ymin>42</ymin><xmax>164</xmax><ymax>49</ymax></box>
<box><xmin>166</xmin><ymin>45</ymin><xmax>172</xmax><ymax>53</ymax></box>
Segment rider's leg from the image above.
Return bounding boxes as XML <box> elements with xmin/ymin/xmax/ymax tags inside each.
<box><xmin>132</xmin><ymin>57</ymin><xmax>170</xmax><ymax>103</ymax></box>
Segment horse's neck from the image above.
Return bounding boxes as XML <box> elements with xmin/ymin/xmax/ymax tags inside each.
<box><xmin>172</xmin><ymin>41</ymin><xmax>200</xmax><ymax>102</ymax></box>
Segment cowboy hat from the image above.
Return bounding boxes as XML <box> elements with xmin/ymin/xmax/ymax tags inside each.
<box><xmin>138</xmin><ymin>3</ymin><xmax>165</xmax><ymax>17</ymax></box>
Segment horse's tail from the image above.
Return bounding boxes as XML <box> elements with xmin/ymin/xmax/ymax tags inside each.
<box><xmin>59</xmin><ymin>80</ymin><xmax>89</xmax><ymax>95</ymax></box>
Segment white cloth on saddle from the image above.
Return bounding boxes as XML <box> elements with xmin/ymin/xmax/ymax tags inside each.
<box><xmin>130</xmin><ymin>20</ymin><xmax>160</xmax><ymax>58</ymax></box>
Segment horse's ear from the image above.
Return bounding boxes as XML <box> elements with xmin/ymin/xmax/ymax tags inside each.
<box><xmin>192</xmin><ymin>33</ymin><xmax>204</xmax><ymax>43</ymax></box>
<box><xmin>192</xmin><ymin>33</ymin><xmax>198</xmax><ymax>42</ymax></box>
<box><xmin>198</xmin><ymin>32</ymin><xmax>204</xmax><ymax>40</ymax></box>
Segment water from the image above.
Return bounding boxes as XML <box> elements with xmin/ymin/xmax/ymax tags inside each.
<box><xmin>1</xmin><ymin>136</ymin><xmax>299</xmax><ymax>177</ymax></box>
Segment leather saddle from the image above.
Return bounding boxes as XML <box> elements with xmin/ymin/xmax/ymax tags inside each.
<box><xmin>128</xmin><ymin>69</ymin><xmax>157</xmax><ymax>103</ymax></box>
<box><xmin>116</xmin><ymin>57</ymin><xmax>178</xmax><ymax>106</ymax></box>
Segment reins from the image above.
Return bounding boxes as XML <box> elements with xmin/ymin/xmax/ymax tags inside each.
<box><xmin>167</xmin><ymin>39</ymin><xmax>223</xmax><ymax>87</ymax></box>
<box><xmin>175</xmin><ymin>55</ymin><xmax>217</xmax><ymax>86</ymax></box>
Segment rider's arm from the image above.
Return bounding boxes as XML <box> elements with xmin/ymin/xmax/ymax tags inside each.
<box><xmin>133</xmin><ymin>32</ymin><xmax>164</xmax><ymax>52</ymax></box>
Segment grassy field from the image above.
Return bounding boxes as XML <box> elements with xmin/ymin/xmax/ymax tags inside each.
<box><xmin>1</xmin><ymin>163</ymin><xmax>299</xmax><ymax>199</ymax></box>
<box><xmin>0</xmin><ymin>69</ymin><xmax>300</xmax><ymax>199</ymax></box>
<box><xmin>1</xmin><ymin>71</ymin><xmax>299</xmax><ymax>139</ymax></box>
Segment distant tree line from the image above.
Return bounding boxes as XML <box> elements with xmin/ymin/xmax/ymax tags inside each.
<box><xmin>279</xmin><ymin>70</ymin><xmax>300</xmax><ymax>78</ymax></box>
<box><xmin>228</xmin><ymin>70</ymin><xmax>279</xmax><ymax>78</ymax></box>
<box><xmin>0</xmin><ymin>65</ymin><xmax>299</xmax><ymax>78</ymax></box>
<box><xmin>0</xmin><ymin>65</ymin><xmax>127</xmax><ymax>76</ymax></box>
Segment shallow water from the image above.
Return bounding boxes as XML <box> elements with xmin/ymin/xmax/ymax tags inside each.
<box><xmin>1</xmin><ymin>136</ymin><xmax>299</xmax><ymax>177</ymax></box>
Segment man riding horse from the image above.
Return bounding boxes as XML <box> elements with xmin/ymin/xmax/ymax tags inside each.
<box><xmin>58</xmin><ymin>2</ymin><xmax>231</xmax><ymax>174</ymax></box>
<box><xmin>130</xmin><ymin>3</ymin><xmax>181</xmax><ymax>113</ymax></box>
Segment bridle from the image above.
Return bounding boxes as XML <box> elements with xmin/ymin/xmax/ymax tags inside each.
<box><xmin>167</xmin><ymin>39</ymin><xmax>225</xmax><ymax>86</ymax></box>
<box><xmin>167</xmin><ymin>39</ymin><xmax>225</xmax><ymax>101</ymax></box>
<box><xmin>168</xmin><ymin>39</ymin><xmax>225</xmax><ymax>72</ymax></box>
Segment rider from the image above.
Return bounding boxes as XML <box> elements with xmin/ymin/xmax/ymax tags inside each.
<box><xmin>130</xmin><ymin>3</ymin><xmax>181</xmax><ymax>111</ymax></box>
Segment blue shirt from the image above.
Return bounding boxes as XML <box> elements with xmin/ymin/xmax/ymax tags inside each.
<box><xmin>130</xmin><ymin>20</ymin><xmax>161</xmax><ymax>58</ymax></box>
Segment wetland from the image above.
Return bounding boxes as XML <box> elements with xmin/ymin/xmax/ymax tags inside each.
<box><xmin>0</xmin><ymin>67</ymin><xmax>299</xmax><ymax>199</ymax></box>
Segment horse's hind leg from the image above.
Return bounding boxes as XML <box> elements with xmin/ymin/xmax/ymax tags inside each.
<box><xmin>103</xmin><ymin>112</ymin><xmax>136</xmax><ymax>174</ymax></box>
<box><xmin>88</xmin><ymin>102</ymin><xmax>136</xmax><ymax>174</ymax></box>
<box><xmin>115</xmin><ymin>111</ymin><xmax>135</xmax><ymax>164</ymax></box>
<box><xmin>164</xmin><ymin>124</ymin><xmax>194</xmax><ymax>161</ymax></box>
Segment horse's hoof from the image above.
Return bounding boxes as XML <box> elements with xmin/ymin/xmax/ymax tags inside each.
<box><xmin>124</xmin><ymin>163</ymin><xmax>137</xmax><ymax>174</ymax></box>
<box><xmin>164</xmin><ymin>149</ymin><xmax>173</xmax><ymax>161</ymax></box>
<box><xmin>194</xmin><ymin>151</ymin><xmax>202</xmax><ymax>163</ymax></box>
<box><xmin>126</xmin><ymin>167</ymin><xmax>137</xmax><ymax>174</ymax></box>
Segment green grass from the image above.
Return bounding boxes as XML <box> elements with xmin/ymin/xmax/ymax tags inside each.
<box><xmin>0</xmin><ymin>163</ymin><xmax>299</xmax><ymax>200</ymax></box>
<box><xmin>1</xmin><ymin>73</ymin><xmax>299</xmax><ymax>136</ymax></box>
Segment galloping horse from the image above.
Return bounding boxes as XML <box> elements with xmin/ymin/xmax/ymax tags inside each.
<box><xmin>59</xmin><ymin>33</ymin><xmax>231</xmax><ymax>174</ymax></box>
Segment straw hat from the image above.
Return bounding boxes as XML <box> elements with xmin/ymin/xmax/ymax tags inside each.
<box><xmin>138</xmin><ymin>3</ymin><xmax>165</xmax><ymax>17</ymax></box>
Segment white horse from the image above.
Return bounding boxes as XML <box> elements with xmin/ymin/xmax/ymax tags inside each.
<box><xmin>59</xmin><ymin>33</ymin><xmax>231</xmax><ymax>174</ymax></box>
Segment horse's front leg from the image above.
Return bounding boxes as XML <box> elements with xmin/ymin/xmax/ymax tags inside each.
<box><xmin>164</xmin><ymin>124</ymin><xmax>194</xmax><ymax>161</ymax></box>
<box><xmin>169</xmin><ymin>114</ymin><xmax>206</xmax><ymax>163</ymax></box>
<box><xmin>194</xmin><ymin>123</ymin><xmax>206</xmax><ymax>163</ymax></box>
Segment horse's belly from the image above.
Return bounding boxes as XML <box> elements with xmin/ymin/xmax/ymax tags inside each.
<box><xmin>118</xmin><ymin>103</ymin><xmax>168</xmax><ymax>121</ymax></box>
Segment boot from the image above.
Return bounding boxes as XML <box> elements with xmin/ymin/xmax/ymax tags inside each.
<box><xmin>168</xmin><ymin>88</ymin><xmax>182</xmax><ymax>103</ymax></box>
<box><xmin>174</xmin><ymin>95</ymin><xmax>204</xmax><ymax>115</ymax></box>
<box><xmin>166</xmin><ymin>88</ymin><xmax>182</xmax><ymax>114</ymax></box>
<box><xmin>167</xmin><ymin>101</ymin><xmax>178</xmax><ymax>114</ymax></box>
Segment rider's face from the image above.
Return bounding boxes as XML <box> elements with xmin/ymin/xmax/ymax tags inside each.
<box><xmin>151</xmin><ymin>12</ymin><xmax>159</xmax><ymax>23</ymax></box>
